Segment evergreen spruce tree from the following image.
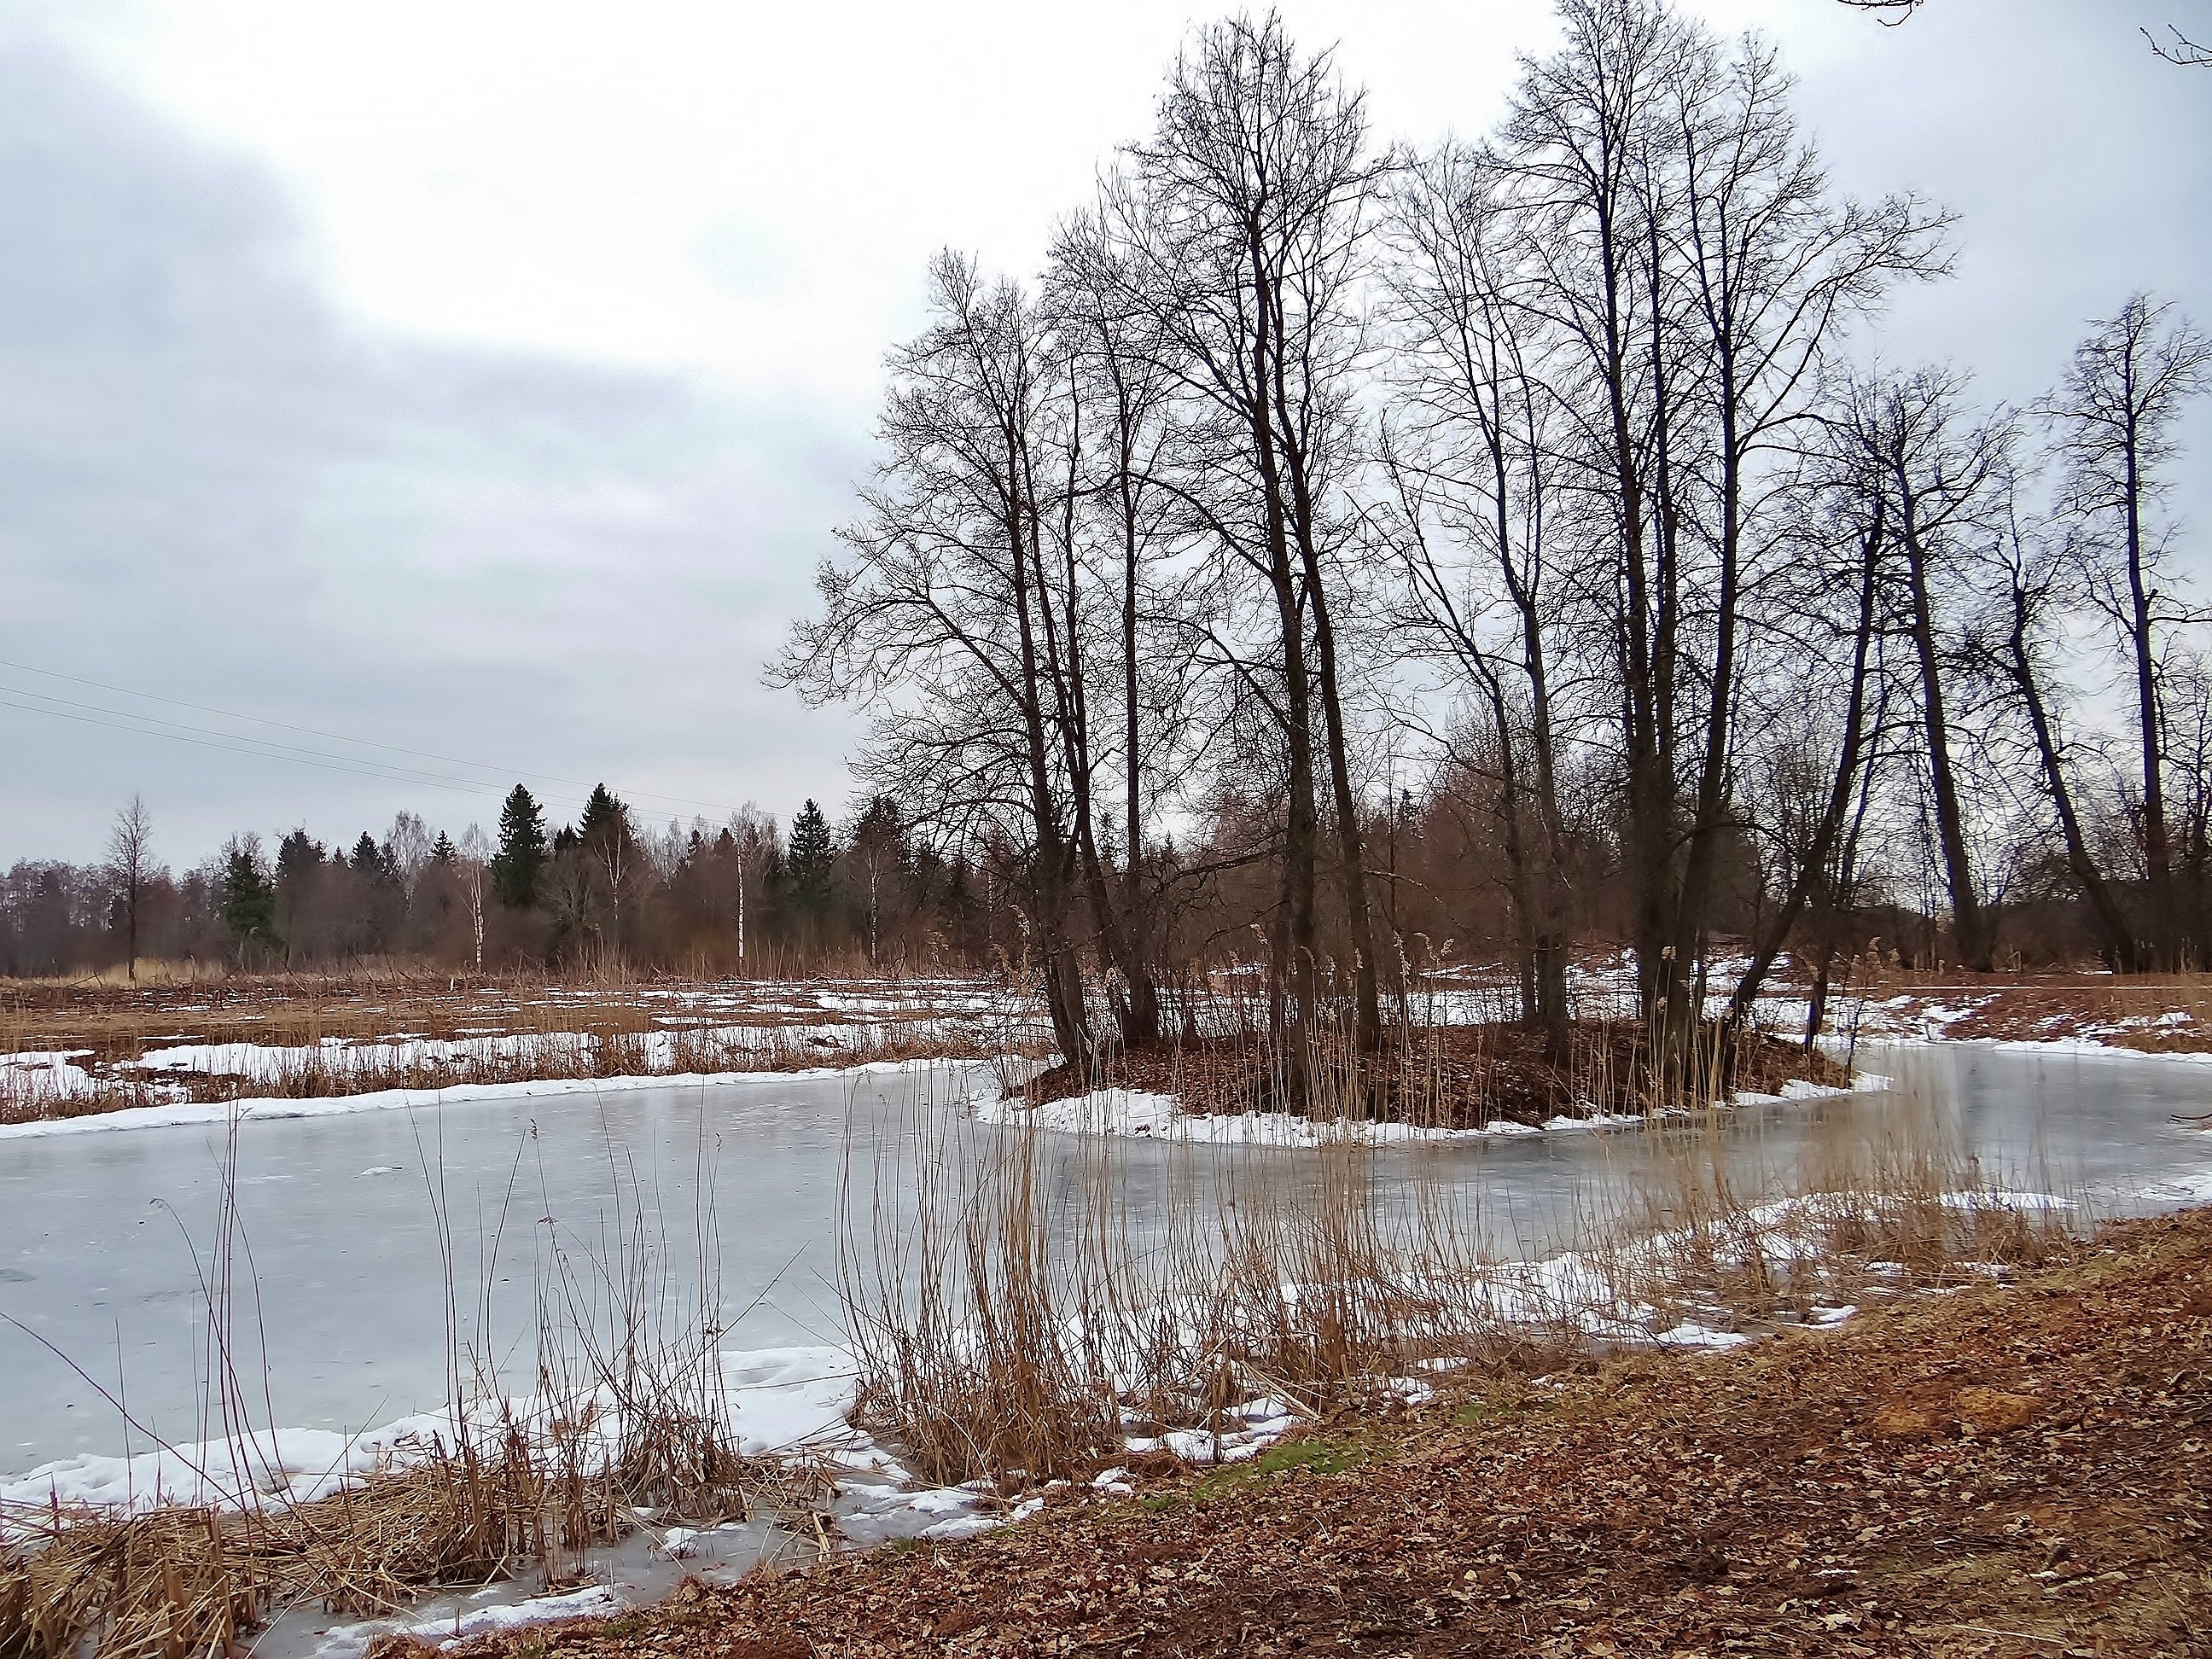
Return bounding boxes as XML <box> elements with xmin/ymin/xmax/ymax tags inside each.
<box><xmin>430</xmin><ymin>831</ymin><xmax>457</xmax><ymax>864</ymax></box>
<box><xmin>273</xmin><ymin>829</ymin><xmax>324</xmax><ymax>954</ymax></box>
<box><xmin>218</xmin><ymin>840</ymin><xmax>278</xmax><ymax>959</ymax></box>
<box><xmin>350</xmin><ymin>832</ymin><xmax>386</xmax><ymax>881</ymax></box>
<box><xmin>491</xmin><ymin>785</ymin><xmax>548</xmax><ymax>906</ymax></box>
<box><xmin>787</xmin><ymin>799</ymin><xmax>835</xmax><ymax>915</ymax></box>
<box><xmin>276</xmin><ymin>829</ymin><xmax>324</xmax><ymax>886</ymax></box>
<box><xmin>578</xmin><ymin>783</ymin><xmax>631</xmax><ymax>853</ymax></box>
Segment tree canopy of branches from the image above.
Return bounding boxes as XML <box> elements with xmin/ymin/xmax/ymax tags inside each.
<box><xmin>771</xmin><ymin>0</ymin><xmax>2210</xmax><ymax>1081</ymax></box>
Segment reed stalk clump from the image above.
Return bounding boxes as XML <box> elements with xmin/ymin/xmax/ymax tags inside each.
<box><xmin>842</xmin><ymin>1060</ymin><xmax>2081</xmax><ymax>1491</ymax></box>
<box><xmin>1</xmin><ymin>1098</ymin><xmax>824</xmax><ymax>1658</ymax></box>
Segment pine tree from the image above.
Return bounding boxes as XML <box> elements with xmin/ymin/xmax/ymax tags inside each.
<box><xmin>491</xmin><ymin>785</ymin><xmax>547</xmax><ymax>907</ymax></box>
<box><xmin>273</xmin><ymin>829</ymin><xmax>324</xmax><ymax>954</ymax></box>
<box><xmin>276</xmin><ymin>829</ymin><xmax>324</xmax><ymax>887</ymax></box>
<box><xmin>787</xmin><ymin>799</ymin><xmax>835</xmax><ymax>915</ymax></box>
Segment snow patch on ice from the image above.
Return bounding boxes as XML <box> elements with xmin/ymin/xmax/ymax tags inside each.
<box><xmin>0</xmin><ymin>1056</ymin><xmax>964</xmax><ymax>1143</ymax></box>
<box><xmin>970</xmin><ymin>1085</ymin><xmax>1849</xmax><ymax>1149</ymax></box>
<box><xmin>311</xmin><ymin>1583</ymin><xmax>622</xmax><ymax>1659</ymax></box>
<box><xmin>0</xmin><ymin>1344</ymin><xmax>869</xmax><ymax>1519</ymax></box>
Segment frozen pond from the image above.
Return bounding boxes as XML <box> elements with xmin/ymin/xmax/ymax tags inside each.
<box><xmin>3</xmin><ymin>1044</ymin><xmax>2211</xmax><ymax>1478</ymax></box>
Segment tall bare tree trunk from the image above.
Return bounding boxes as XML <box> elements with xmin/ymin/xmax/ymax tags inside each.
<box><xmin>2002</xmin><ymin>579</ymin><xmax>2140</xmax><ymax>971</ymax></box>
<box><xmin>1730</xmin><ymin>509</ymin><xmax>1883</xmax><ymax>1023</ymax></box>
<box><xmin>1898</xmin><ymin>500</ymin><xmax>1991</xmax><ymax>971</ymax></box>
<box><xmin>2122</xmin><ymin>418</ymin><xmax>2178</xmax><ymax>968</ymax></box>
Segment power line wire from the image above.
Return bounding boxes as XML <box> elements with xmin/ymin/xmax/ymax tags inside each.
<box><xmin>0</xmin><ymin>657</ymin><xmax>752</xmax><ymax>823</ymax></box>
<box><xmin>0</xmin><ymin>693</ymin><xmax>587</xmax><ymax>808</ymax></box>
<box><xmin>0</xmin><ymin>687</ymin><xmax>523</xmax><ymax>797</ymax></box>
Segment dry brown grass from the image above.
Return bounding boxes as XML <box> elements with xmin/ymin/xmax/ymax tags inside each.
<box><xmin>0</xmin><ymin>970</ymin><xmax>1015</xmax><ymax>1124</ymax></box>
<box><xmin>841</xmin><ymin>1054</ymin><xmax>2074</xmax><ymax>1493</ymax></box>
<box><xmin>0</xmin><ymin>1090</ymin><xmax>841</xmax><ymax>1658</ymax></box>
<box><xmin>0</xmin><ymin>1435</ymin><xmax>834</xmax><ymax>1659</ymax></box>
<box><xmin>410</xmin><ymin>1208</ymin><xmax>2212</xmax><ymax>1659</ymax></box>
<box><xmin>1604</xmin><ymin>1086</ymin><xmax>2078</xmax><ymax>1336</ymax></box>
<box><xmin>1856</xmin><ymin>966</ymin><xmax>2212</xmax><ymax>1051</ymax></box>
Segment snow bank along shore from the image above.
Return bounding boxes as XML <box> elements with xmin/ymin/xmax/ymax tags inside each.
<box><xmin>14</xmin><ymin>1161</ymin><xmax>2210</xmax><ymax>1655</ymax></box>
<box><xmin>0</xmin><ymin>1342</ymin><xmax>1312</xmax><ymax>1658</ymax></box>
<box><xmin>0</xmin><ymin>1054</ymin><xmax>952</xmax><ymax>1142</ymax></box>
<box><xmin>971</xmin><ymin>1075</ymin><xmax>1864</xmax><ymax>1148</ymax></box>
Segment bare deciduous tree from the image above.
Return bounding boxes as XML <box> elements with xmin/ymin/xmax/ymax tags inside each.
<box><xmin>1091</xmin><ymin>12</ymin><xmax>1394</xmax><ymax>1065</ymax></box>
<box><xmin>1842</xmin><ymin>369</ymin><xmax>2011</xmax><ymax>971</ymax></box>
<box><xmin>2043</xmin><ymin>294</ymin><xmax>2212</xmax><ymax>968</ymax></box>
<box><xmin>1964</xmin><ymin>499</ymin><xmax>2139</xmax><ymax>969</ymax></box>
<box><xmin>1494</xmin><ymin>0</ymin><xmax>1945</xmax><ymax>1062</ymax></box>
<box><xmin>456</xmin><ymin>824</ymin><xmax>491</xmax><ymax>975</ymax></box>
<box><xmin>105</xmin><ymin>795</ymin><xmax>154</xmax><ymax>981</ymax></box>
<box><xmin>775</xmin><ymin>254</ymin><xmax>1100</xmax><ymax>1068</ymax></box>
<box><xmin>1837</xmin><ymin>0</ymin><xmax>2212</xmax><ymax>67</ymax></box>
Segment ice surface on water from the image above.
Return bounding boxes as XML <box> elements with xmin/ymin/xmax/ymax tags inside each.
<box><xmin>0</xmin><ymin>1343</ymin><xmax>868</xmax><ymax>1516</ymax></box>
<box><xmin>3</xmin><ymin>1047</ymin><xmax>2208</xmax><ymax>1476</ymax></box>
<box><xmin>0</xmin><ymin>1043</ymin><xmax>2204</xmax><ymax>1651</ymax></box>
<box><xmin>3</xmin><ymin>1045</ymin><xmax>2209</xmax><ymax>1586</ymax></box>
<box><xmin>0</xmin><ymin>1055</ymin><xmax>944</xmax><ymax>1142</ymax></box>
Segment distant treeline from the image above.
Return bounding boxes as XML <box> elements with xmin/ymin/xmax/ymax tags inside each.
<box><xmin>0</xmin><ymin>787</ymin><xmax>1033</xmax><ymax>978</ymax></box>
<box><xmin>0</xmin><ymin>750</ymin><xmax>2175</xmax><ymax>988</ymax></box>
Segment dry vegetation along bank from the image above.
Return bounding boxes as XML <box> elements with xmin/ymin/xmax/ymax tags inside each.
<box><xmin>11</xmin><ymin>963</ymin><xmax>2212</xmax><ymax>1131</ymax></box>
<box><xmin>404</xmin><ymin>1208</ymin><xmax>2212</xmax><ymax>1659</ymax></box>
<box><xmin>0</xmin><ymin>971</ymin><xmax>1010</xmax><ymax>1124</ymax></box>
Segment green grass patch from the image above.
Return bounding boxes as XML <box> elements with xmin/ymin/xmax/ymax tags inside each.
<box><xmin>1452</xmin><ymin>1395</ymin><xmax>1548</xmax><ymax>1428</ymax></box>
<box><xmin>1109</xmin><ymin>1437</ymin><xmax>1377</xmax><ymax>1516</ymax></box>
<box><xmin>1223</xmin><ymin>1438</ymin><xmax>1369</xmax><ymax>1481</ymax></box>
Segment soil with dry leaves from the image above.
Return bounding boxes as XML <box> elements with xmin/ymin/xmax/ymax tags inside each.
<box><xmin>400</xmin><ymin>1208</ymin><xmax>2212</xmax><ymax>1659</ymax></box>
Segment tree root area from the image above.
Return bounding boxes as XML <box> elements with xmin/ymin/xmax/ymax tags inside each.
<box><xmin>1023</xmin><ymin>1021</ymin><xmax>1852</xmax><ymax>1127</ymax></box>
<box><xmin>407</xmin><ymin>1209</ymin><xmax>2212</xmax><ymax>1658</ymax></box>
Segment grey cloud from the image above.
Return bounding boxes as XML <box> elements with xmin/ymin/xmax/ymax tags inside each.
<box><xmin>0</xmin><ymin>27</ymin><xmax>861</xmax><ymax>862</ymax></box>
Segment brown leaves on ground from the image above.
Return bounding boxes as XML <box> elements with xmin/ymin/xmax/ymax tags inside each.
<box><xmin>422</xmin><ymin>1208</ymin><xmax>2212</xmax><ymax>1659</ymax></box>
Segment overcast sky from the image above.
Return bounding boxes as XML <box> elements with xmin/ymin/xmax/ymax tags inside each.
<box><xmin>1</xmin><ymin>0</ymin><xmax>2205</xmax><ymax>865</ymax></box>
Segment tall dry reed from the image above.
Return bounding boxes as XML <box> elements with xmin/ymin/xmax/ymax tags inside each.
<box><xmin>2</xmin><ymin>1096</ymin><xmax>818</xmax><ymax>1659</ymax></box>
<box><xmin>839</xmin><ymin>1060</ymin><xmax>2078</xmax><ymax>1489</ymax></box>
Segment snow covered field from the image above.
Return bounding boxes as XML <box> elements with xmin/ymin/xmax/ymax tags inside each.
<box><xmin>0</xmin><ymin>974</ymin><xmax>1030</xmax><ymax>1126</ymax></box>
<box><xmin>10</xmin><ymin>958</ymin><xmax>2207</xmax><ymax>1140</ymax></box>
